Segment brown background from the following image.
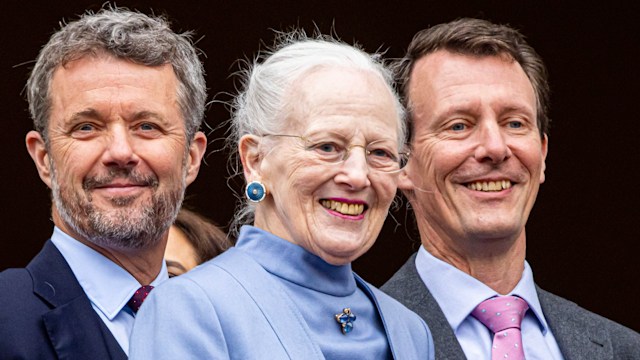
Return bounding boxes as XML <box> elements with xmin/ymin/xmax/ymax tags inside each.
<box><xmin>1</xmin><ymin>1</ymin><xmax>638</xmax><ymax>331</ymax></box>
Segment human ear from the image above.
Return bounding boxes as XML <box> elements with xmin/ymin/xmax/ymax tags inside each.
<box><xmin>539</xmin><ymin>134</ymin><xmax>549</xmax><ymax>184</ymax></box>
<box><xmin>185</xmin><ymin>131</ymin><xmax>207</xmax><ymax>186</ymax></box>
<box><xmin>239</xmin><ymin>134</ymin><xmax>263</xmax><ymax>181</ymax></box>
<box><xmin>26</xmin><ymin>130</ymin><xmax>53</xmax><ymax>189</ymax></box>
<box><xmin>397</xmin><ymin>161</ymin><xmax>415</xmax><ymax>191</ymax></box>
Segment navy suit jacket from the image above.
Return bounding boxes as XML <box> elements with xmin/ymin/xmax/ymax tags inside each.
<box><xmin>382</xmin><ymin>253</ymin><xmax>640</xmax><ymax>360</ymax></box>
<box><xmin>0</xmin><ymin>240</ymin><xmax>127</xmax><ymax>359</ymax></box>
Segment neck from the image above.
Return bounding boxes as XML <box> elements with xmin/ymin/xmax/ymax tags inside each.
<box><xmin>53</xmin><ymin>212</ymin><xmax>167</xmax><ymax>285</ymax></box>
<box><xmin>418</xmin><ymin>223</ymin><xmax>527</xmax><ymax>294</ymax></box>
<box><xmin>80</xmin><ymin>238</ymin><xmax>168</xmax><ymax>285</ymax></box>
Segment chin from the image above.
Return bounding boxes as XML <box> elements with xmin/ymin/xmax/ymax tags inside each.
<box><xmin>317</xmin><ymin>241</ymin><xmax>370</xmax><ymax>265</ymax></box>
<box><xmin>465</xmin><ymin>223</ymin><xmax>523</xmax><ymax>240</ymax></box>
<box><xmin>318</xmin><ymin>252</ymin><xmax>358</xmax><ymax>266</ymax></box>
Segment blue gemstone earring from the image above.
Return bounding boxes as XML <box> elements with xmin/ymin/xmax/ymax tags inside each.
<box><xmin>245</xmin><ymin>181</ymin><xmax>267</xmax><ymax>202</ymax></box>
<box><xmin>335</xmin><ymin>308</ymin><xmax>356</xmax><ymax>335</ymax></box>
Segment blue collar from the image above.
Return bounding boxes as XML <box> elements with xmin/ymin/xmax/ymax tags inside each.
<box><xmin>236</xmin><ymin>225</ymin><xmax>356</xmax><ymax>296</ymax></box>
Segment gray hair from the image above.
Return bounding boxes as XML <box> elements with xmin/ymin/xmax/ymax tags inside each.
<box><xmin>27</xmin><ymin>6</ymin><xmax>206</xmax><ymax>143</ymax></box>
<box><xmin>228</xmin><ymin>30</ymin><xmax>406</xmax><ymax>235</ymax></box>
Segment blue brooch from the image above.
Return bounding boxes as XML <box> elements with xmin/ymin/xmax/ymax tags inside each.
<box><xmin>335</xmin><ymin>308</ymin><xmax>356</xmax><ymax>335</ymax></box>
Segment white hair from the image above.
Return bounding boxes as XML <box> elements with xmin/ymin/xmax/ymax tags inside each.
<box><xmin>227</xmin><ymin>29</ymin><xmax>406</xmax><ymax>236</ymax></box>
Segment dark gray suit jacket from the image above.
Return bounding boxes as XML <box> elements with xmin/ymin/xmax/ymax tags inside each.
<box><xmin>0</xmin><ymin>240</ymin><xmax>127</xmax><ymax>359</ymax></box>
<box><xmin>381</xmin><ymin>253</ymin><xmax>640</xmax><ymax>360</ymax></box>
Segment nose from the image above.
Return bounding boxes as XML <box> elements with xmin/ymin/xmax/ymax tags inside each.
<box><xmin>102</xmin><ymin>125</ymin><xmax>139</xmax><ymax>168</ymax></box>
<box><xmin>474</xmin><ymin>121</ymin><xmax>511</xmax><ymax>163</ymax></box>
<box><xmin>334</xmin><ymin>145</ymin><xmax>371</xmax><ymax>190</ymax></box>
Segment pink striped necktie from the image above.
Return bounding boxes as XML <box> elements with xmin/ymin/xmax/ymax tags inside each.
<box><xmin>471</xmin><ymin>295</ymin><xmax>529</xmax><ymax>360</ymax></box>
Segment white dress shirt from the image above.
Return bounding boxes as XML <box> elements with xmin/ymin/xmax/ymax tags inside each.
<box><xmin>51</xmin><ymin>227</ymin><xmax>168</xmax><ymax>355</ymax></box>
<box><xmin>415</xmin><ymin>245</ymin><xmax>565</xmax><ymax>360</ymax></box>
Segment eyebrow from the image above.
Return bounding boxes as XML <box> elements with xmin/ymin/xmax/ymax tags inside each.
<box><xmin>131</xmin><ymin>110</ymin><xmax>166</xmax><ymax>122</ymax></box>
<box><xmin>69</xmin><ymin>108</ymin><xmax>101</xmax><ymax>122</ymax></box>
<box><xmin>165</xmin><ymin>260</ymin><xmax>188</xmax><ymax>272</ymax></box>
<box><xmin>437</xmin><ymin>102</ymin><xmax>533</xmax><ymax>120</ymax></box>
<box><xmin>68</xmin><ymin>109</ymin><xmax>166</xmax><ymax>123</ymax></box>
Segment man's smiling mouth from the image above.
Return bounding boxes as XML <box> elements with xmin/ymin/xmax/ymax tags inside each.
<box><xmin>466</xmin><ymin>180</ymin><xmax>512</xmax><ymax>192</ymax></box>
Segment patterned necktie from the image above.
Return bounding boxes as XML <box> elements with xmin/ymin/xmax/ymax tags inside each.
<box><xmin>471</xmin><ymin>295</ymin><xmax>529</xmax><ymax>360</ymax></box>
<box><xmin>127</xmin><ymin>285</ymin><xmax>154</xmax><ymax>313</ymax></box>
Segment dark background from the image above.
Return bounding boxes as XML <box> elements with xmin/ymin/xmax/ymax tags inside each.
<box><xmin>1</xmin><ymin>1</ymin><xmax>638</xmax><ymax>332</ymax></box>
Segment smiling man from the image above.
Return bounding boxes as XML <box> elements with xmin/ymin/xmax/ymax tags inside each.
<box><xmin>0</xmin><ymin>7</ymin><xmax>206</xmax><ymax>359</ymax></box>
<box><xmin>382</xmin><ymin>18</ymin><xmax>640</xmax><ymax>359</ymax></box>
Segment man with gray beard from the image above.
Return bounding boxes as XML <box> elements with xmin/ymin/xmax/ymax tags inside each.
<box><xmin>0</xmin><ymin>6</ymin><xmax>207</xmax><ymax>359</ymax></box>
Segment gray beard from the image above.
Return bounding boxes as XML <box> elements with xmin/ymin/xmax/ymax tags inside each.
<box><xmin>50</xmin><ymin>164</ymin><xmax>185</xmax><ymax>251</ymax></box>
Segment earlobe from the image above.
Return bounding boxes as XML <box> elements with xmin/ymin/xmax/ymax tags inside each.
<box><xmin>25</xmin><ymin>130</ymin><xmax>52</xmax><ymax>188</ymax></box>
<box><xmin>185</xmin><ymin>131</ymin><xmax>207</xmax><ymax>186</ymax></box>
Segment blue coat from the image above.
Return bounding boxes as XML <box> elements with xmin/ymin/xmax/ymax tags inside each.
<box><xmin>130</xmin><ymin>245</ymin><xmax>434</xmax><ymax>359</ymax></box>
<box><xmin>0</xmin><ymin>240</ymin><xmax>127</xmax><ymax>359</ymax></box>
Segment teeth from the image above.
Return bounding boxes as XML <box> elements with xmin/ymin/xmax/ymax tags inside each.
<box><xmin>321</xmin><ymin>200</ymin><xmax>365</xmax><ymax>216</ymax></box>
<box><xmin>341</xmin><ymin>203</ymin><xmax>349</xmax><ymax>213</ymax></box>
<box><xmin>466</xmin><ymin>180</ymin><xmax>512</xmax><ymax>192</ymax></box>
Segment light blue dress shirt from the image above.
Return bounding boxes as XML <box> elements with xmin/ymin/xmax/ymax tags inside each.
<box><xmin>51</xmin><ymin>227</ymin><xmax>168</xmax><ymax>355</ymax></box>
<box><xmin>415</xmin><ymin>245</ymin><xmax>565</xmax><ymax>360</ymax></box>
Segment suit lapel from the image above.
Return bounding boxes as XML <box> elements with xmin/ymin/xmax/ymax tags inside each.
<box><xmin>42</xmin><ymin>296</ymin><xmax>127</xmax><ymax>360</ymax></box>
<box><xmin>385</xmin><ymin>254</ymin><xmax>617</xmax><ymax>360</ymax></box>
<box><xmin>381</xmin><ymin>254</ymin><xmax>466</xmax><ymax>359</ymax></box>
<box><xmin>28</xmin><ymin>240</ymin><xmax>127</xmax><ymax>360</ymax></box>
<box><xmin>213</xmin><ymin>249</ymin><xmax>325</xmax><ymax>359</ymax></box>
<box><xmin>537</xmin><ymin>287</ymin><xmax>613</xmax><ymax>360</ymax></box>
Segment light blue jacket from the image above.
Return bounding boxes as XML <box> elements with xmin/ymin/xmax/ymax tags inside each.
<box><xmin>130</xmin><ymin>242</ymin><xmax>434</xmax><ymax>359</ymax></box>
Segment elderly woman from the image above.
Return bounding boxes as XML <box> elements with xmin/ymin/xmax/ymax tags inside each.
<box><xmin>130</xmin><ymin>32</ymin><xmax>434</xmax><ymax>359</ymax></box>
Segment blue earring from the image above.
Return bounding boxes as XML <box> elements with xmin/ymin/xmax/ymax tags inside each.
<box><xmin>245</xmin><ymin>181</ymin><xmax>267</xmax><ymax>202</ymax></box>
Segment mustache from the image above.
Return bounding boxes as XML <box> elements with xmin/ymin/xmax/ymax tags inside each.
<box><xmin>83</xmin><ymin>169</ymin><xmax>159</xmax><ymax>190</ymax></box>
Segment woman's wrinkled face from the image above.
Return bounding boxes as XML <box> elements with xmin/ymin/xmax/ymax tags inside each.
<box><xmin>251</xmin><ymin>67</ymin><xmax>401</xmax><ymax>265</ymax></box>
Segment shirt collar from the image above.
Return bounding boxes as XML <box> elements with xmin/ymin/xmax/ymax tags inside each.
<box><xmin>236</xmin><ymin>225</ymin><xmax>356</xmax><ymax>296</ymax></box>
<box><xmin>415</xmin><ymin>245</ymin><xmax>549</xmax><ymax>334</ymax></box>
<box><xmin>51</xmin><ymin>227</ymin><xmax>168</xmax><ymax>320</ymax></box>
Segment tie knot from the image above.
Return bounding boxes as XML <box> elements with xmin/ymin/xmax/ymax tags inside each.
<box><xmin>471</xmin><ymin>295</ymin><xmax>529</xmax><ymax>332</ymax></box>
<box><xmin>127</xmin><ymin>285</ymin><xmax>154</xmax><ymax>313</ymax></box>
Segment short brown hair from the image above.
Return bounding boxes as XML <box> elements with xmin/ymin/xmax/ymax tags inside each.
<box><xmin>396</xmin><ymin>18</ymin><xmax>550</xmax><ymax>137</ymax></box>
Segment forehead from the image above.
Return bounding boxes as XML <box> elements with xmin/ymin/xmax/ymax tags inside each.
<box><xmin>167</xmin><ymin>226</ymin><xmax>194</xmax><ymax>252</ymax></box>
<box><xmin>50</xmin><ymin>54</ymin><xmax>180</xmax><ymax>117</ymax></box>
<box><xmin>408</xmin><ymin>51</ymin><xmax>535</xmax><ymax>118</ymax></box>
<box><xmin>286</xmin><ymin>66</ymin><xmax>399</xmax><ymax>136</ymax></box>
<box><xmin>166</xmin><ymin>226</ymin><xmax>198</xmax><ymax>266</ymax></box>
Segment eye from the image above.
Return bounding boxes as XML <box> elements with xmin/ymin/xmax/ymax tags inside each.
<box><xmin>508</xmin><ymin>120</ymin><xmax>523</xmax><ymax>129</ymax></box>
<box><xmin>312</xmin><ymin>142</ymin><xmax>339</xmax><ymax>153</ymax></box>
<box><xmin>306</xmin><ymin>140</ymin><xmax>345</xmax><ymax>163</ymax></box>
<box><xmin>76</xmin><ymin>123</ymin><xmax>95</xmax><ymax>131</ymax></box>
<box><xmin>451</xmin><ymin>123</ymin><xmax>466</xmax><ymax>131</ymax></box>
<box><xmin>138</xmin><ymin>122</ymin><xmax>157</xmax><ymax>131</ymax></box>
<box><xmin>368</xmin><ymin>147</ymin><xmax>396</xmax><ymax>160</ymax></box>
<box><xmin>70</xmin><ymin>122</ymin><xmax>99</xmax><ymax>139</ymax></box>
